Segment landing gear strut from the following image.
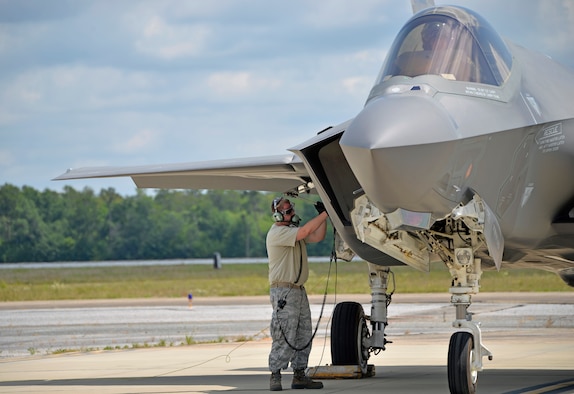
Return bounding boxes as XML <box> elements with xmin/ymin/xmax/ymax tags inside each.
<box><xmin>446</xmin><ymin>249</ymin><xmax>492</xmax><ymax>394</ymax></box>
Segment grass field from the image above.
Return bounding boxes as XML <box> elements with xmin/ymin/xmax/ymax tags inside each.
<box><xmin>1</xmin><ymin>261</ymin><xmax>572</xmax><ymax>302</ymax></box>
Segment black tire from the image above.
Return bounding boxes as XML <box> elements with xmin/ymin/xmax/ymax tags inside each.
<box><xmin>448</xmin><ymin>331</ymin><xmax>477</xmax><ymax>394</ymax></box>
<box><xmin>331</xmin><ymin>301</ymin><xmax>369</xmax><ymax>373</ymax></box>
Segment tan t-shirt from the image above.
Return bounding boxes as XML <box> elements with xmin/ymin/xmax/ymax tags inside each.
<box><xmin>266</xmin><ymin>224</ymin><xmax>308</xmax><ymax>285</ymax></box>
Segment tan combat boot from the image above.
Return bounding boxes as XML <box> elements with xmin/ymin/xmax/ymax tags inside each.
<box><xmin>270</xmin><ymin>370</ymin><xmax>282</xmax><ymax>391</ymax></box>
<box><xmin>291</xmin><ymin>369</ymin><xmax>323</xmax><ymax>389</ymax></box>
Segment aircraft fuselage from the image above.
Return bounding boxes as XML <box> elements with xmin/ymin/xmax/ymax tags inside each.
<box><xmin>293</xmin><ymin>6</ymin><xmax>574</xmax><ymax>275</ymax></box>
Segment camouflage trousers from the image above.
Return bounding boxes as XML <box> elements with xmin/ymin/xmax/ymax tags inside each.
<box><xmin>268</xmin><ymin>286</ymin><xmax>313</xmax><ymax>372</ymax></box>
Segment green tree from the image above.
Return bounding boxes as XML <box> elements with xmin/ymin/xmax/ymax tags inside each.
<box><xmin>0</xmin><ymin>184</ymin><xmax>50</xmax><ymax>261</ymax></box>
<box><xmin>0</xmin><ymin>184</ymin><xmax>333</xmax><ymax>263</ymax></box>
<box><xmin>61</xmin><ymin>186</ymin><xmax>110</xmax><ymax>260</ymax></box>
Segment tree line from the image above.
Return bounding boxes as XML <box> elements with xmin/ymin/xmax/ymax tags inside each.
<box><xmin>0</xmin><ymin>184</ymin><xmax>333</xmax><ymax>263</ymax></box>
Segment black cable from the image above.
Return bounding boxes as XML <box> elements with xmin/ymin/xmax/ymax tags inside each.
<box><xmin>276</xmin><ymin>228</ymin><xmax>336</xmax><ymax>352</ymax></box>
<box><xmin>277</xmin><ymin>260</ymin><xmax>333</xmax><ymax>352</ymax></box>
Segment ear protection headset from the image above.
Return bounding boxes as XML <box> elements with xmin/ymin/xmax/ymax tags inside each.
<box><xmin>272</xmin><ymin>196</ymin><xmax>301</xmax><ymax>225</ymax></box>
<box><xmin>272</xmin><ymin>197</ymin><xmax>286</xmax><ymax>222</ymax></box>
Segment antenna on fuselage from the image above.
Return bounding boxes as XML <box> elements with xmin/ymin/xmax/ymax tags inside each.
<box><xmin>411</xmin><ymin>0</ymin><xmax>435</xmax><ymax>14</ymax></box>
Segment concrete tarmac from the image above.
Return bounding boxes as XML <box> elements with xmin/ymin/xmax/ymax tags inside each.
<box><xmin>1</xmin><ymin>293</ymin><xmax>573</xmax><ymax>393</ymax></box>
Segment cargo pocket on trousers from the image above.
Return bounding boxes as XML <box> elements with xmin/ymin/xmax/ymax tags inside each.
<box><xmin>271</xmin><ymin>309</ymin><xmax>289</xmax><ymax>341</ymax></box>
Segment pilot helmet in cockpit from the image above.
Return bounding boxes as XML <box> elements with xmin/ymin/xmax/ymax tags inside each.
<box><xmin>375</xmin><ymin>7</ymin><xmax>512</xmax><ymax>86</ymax></box>
<box><xmin>421</xmin><ymin>21</ymin><xmax>453</xmax><ymax>51</ymax></box>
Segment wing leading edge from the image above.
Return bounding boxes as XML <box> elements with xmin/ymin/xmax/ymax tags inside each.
<box><xmin>53</xmin><ymin>154</ymin><xmax>310</xmax><ymax>193</ymax></box>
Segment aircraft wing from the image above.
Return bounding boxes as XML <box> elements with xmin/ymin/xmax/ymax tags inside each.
<box><xmin>53</xmin><ymin>154</ymin><xmax>311</xmax><ymax>193</ymax></box>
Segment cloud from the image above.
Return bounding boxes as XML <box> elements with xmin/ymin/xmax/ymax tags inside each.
<box><xmin>0</xmin><ymin>0</ymin><xmax>572</xmax><ymax>196</ymax></box>
<box><xmin>135</xmin><ymin>15</ymin><xmax>211</xmax><ymax>60</ymax></box>
<box><xmin>113</xmin><ymin>129</ymin><xmax>160</xmax><ymax>154</ymax></box>
<box><xmin>1</xmin><ymin>65</ymin><xmax>168</xmax><ymax>117</ymax></box>
<box><xmin>0</xmin><ymin>149</ymin><xmax>15</xmax><ymax>166</ymax></box>
<box><xmin>206</xmin><ymin>71</ymin><xmax>282</xmax><ymax>97</ymax></box>
<box><xmin>299</xmin><ymin>0</ymin><xmax>398</xmax><ymax>29</ymax></box>
<box><xmin>0</xmin><ymin>0</ymin><xmax>86</xmax><ymax>23</ymax></box>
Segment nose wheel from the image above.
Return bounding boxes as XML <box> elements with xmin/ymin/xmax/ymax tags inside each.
<box><xmin>448</xmin><ymin>331</ymin><xmax>477</xmax><ymax>394</ymax></box>
<box><xmin>445</xmin><ymin>251</ymin><xmax>492</xmax><ymax>394</ymax></box>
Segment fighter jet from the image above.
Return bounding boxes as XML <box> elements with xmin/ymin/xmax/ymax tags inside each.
<box><xmin>55</xmin><ymin>3</ymin><xmax>574</xmax><ymax>394</ymax></box>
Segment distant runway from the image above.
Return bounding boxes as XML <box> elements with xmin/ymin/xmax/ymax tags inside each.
<box><xmin>1</xmin><ymin>293</ymin><xmax>573</xmax><ymax>393</ymax></box>
<box><xmin>1</xmin><ymin>292</ymin><xmax>573</xmax><ymax>358</ymax></box>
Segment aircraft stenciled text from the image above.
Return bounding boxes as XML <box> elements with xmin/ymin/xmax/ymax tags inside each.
<box><xmin>536</xmin><ymin>123</ymin><xmax>565</xmax><ymax>153</ymax></box>
<box><xmin>464</xmin><ymin>86</ymin><xmax>500</xmax><ymax>99</ymax></box>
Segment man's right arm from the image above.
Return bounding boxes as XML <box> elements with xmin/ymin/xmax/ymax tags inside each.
<box><xmin>296</xmin><ymin>211</ymin><xmax>328</xmax><ymax>241</ymax></box>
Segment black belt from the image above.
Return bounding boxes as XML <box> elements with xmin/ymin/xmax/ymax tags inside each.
<box><xmin>271</xmin><ymin>282</ymin><xmax>303</xmax><ymax>289</ymax></box>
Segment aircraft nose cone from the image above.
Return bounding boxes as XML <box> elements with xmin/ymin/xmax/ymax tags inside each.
<box><xmin>340</xmin><ymin>93</ymin><xmax>459</xmax><ymax>216</ymax></box>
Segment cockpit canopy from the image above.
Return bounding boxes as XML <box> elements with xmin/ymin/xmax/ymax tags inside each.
<box><xmin>376</xmin><ymin>6</ymin><xmax>512</xmax><ymax>86</ymax></box>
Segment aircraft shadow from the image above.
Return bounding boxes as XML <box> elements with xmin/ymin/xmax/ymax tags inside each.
<box><xmin>1</xmin><ymin>367</ymin><xmax>573</xmax><ymax>393</ymax></box>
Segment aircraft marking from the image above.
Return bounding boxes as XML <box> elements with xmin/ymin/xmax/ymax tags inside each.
<box><xmin>536</xmin><ymin>123</ymin><xmax>565</xmax><ymax>153</ymax></box>
<box><xmin>464</xmin><ymin>86</ymin><xmax>501</xmax><ymax>100</ymax></box>
<box><xmin>521</xmin><ymin>184</ymin><xmax>535</xmax><ymax>208</ymax></box>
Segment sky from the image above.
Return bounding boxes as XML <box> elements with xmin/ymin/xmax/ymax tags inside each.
<box><xmin>1</xmin><ymin>0</ymin><xmax>573</xmax><ymax>196</ymax></box>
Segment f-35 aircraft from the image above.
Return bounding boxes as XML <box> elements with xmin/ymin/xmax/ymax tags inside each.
<box><xmin>55</xmin><ymin>3</ymin><xmax>574</xmax><ymax>393</ymax></box>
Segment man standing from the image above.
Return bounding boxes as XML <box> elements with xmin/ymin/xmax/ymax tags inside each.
<box><xmin>266</xmin><ymin>197</ymin><xmax>329</xmax><ymax>391</ymax></box>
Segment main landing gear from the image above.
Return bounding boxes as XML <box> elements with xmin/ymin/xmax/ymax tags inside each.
<box><xmin>331</xmin><ymin>264</ymin><xmax>392</xmax><ymax>375</ymax></box>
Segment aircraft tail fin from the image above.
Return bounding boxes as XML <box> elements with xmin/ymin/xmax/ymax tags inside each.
<box><xmin>411</xmin><ymin>0</ymin><xmax>435</xmax><ymax>14</ymax></box>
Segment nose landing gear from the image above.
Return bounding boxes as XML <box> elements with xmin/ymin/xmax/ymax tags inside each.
<box><xmin>447</xmin><ymin>250</ymin><xmax>493</xmax><ymax>394</ymax></box>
